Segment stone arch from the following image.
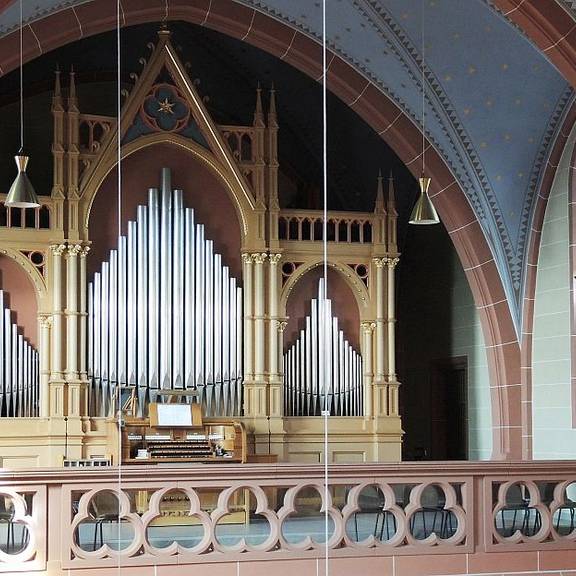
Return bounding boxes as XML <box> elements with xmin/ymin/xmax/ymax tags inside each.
<box><xmin>281</xmin><ymin>260</ymin><xmax>367</xmax><ymax>353</ymax></box>
<box><xmin>0</xmin><ymin>249</ymin><xmax>43</xmax><ymax>346</ymax></box>
<box><xmin>0</xmin><ymin>2</ymin><xmax>521</xmax><ymax>458</ymax></box>
<box><xmin>81</xmin><ymin>133</ymin><xmax>250</xmax><ymax>242</ymax></box>
<box><xmin>281</xmin><ymin>259</ymin><xmax>369</xmax><ymax>318</ymax></box>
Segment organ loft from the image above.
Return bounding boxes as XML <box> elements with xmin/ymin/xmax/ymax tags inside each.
<box><xmin>0</xmin><ymin>29</ymin><xmax>402</xmax><ymax>467</ymax></box>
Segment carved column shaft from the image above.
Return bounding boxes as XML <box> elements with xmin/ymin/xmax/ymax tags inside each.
<box><xmin>387</xmin><ymin>257</ymin><xmax>399</xmax><ymax>380</ymax></box>
<box><xmin>362</xmin><ymin>322</ymin><xmax>375</xmax><ymax>417</ymax></box>
<box><xmin>253</xmin><ymin>253</ymin><xmax>267</xmax><ymax>381</ymax></box>
<box><xmin>50</xmin><ymin>244</ymin><xmax>66</xmax><ymax>381</ymax></box>
<box><xmin>373</xmin><ymin>258</ymin><xmax>386</xmax><ymax>380</ymax></box>
<box><xmin>268</xmin><ymin>254</ymin><xmax>281</xmax><ymax>378</ymax></box>
<box><xmin>242</xmin><ymin>254</ymin><xmax>254</xmax><ymax>381</ymax></box>
<box><xmin>65</xmin><ymin>244</ymin><xmax>81</xmax><ymax>381</ymax></box>
<box><xmin>79</xmin><ymin>246</ymin><xmax>90</xmax><ymax>380</ymax></box>
<box><xmin>38</xmin><ymin>315</ymin><xmax>51</xmax><ymax>418</ymax></box>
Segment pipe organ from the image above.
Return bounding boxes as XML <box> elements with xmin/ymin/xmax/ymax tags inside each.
<box><xmin>283</xmin><ymin>280</ymin><xmax>363</xmax><ymax>417</ymax></box>
<box><xmin>0</xmin><ymin>31</ymin><xmax>404</xmax><ymax>465</ymax></box>
<box><xmin>0</xmin><ymin>290</ymin><xmax>39</xmax><ymax>417</ymax></box>
<box><xmin>87</xmin><ymin>169</ymin><xmax>243</xmax><ymax>418</ymax></box>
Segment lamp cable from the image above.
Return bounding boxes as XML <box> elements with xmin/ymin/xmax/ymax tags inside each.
<box><xmin>19</xmin><ymin>0</ymin><xmax>23</xmax><ymax>153</ymax></box>
<box><xmin>116</xmin><ymin>0</ymin><xmax>122</xmax><ymax>573</ymax></box>
<box><xmin>321</xmin><ymin>0</ymin><xmax>330</xmax><ymax>574</ymax></box>
<box><xmin>421</xmin><ymin>0</ymin><xmax>425</xmax><ymax>176</ymax></box>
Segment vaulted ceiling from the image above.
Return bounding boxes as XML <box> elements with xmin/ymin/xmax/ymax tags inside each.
<box><xmin>0</xmin><ymin>0</ymin><xmax>574</xmax><ymax>331</ymax></box>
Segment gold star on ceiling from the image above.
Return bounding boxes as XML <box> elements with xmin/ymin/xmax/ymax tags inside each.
<box><xmin>157</xmin><ymin>98</ymin><xmax>175</xmax><ymax>114</ymax></box>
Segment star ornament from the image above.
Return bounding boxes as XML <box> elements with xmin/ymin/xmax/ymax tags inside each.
<box><xmin>157</xmin><ymin>98</ymin><xmax>175</xmax><ymax>114</ymax></box>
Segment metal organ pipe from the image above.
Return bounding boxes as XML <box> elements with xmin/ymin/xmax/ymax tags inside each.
<box><xmin>0</xmin><ymin>290</ymin><xmax>40</xmax><ymax>417</ymax></box>
<box><xmin>87</xmin><ymin>168</ymin><xmax>243</xmax><ymax>417</ymax></box>
<box><xmin>283</xmin><ymin>280</ymin><xmax>363</xmax><ymax>417</ymax></box>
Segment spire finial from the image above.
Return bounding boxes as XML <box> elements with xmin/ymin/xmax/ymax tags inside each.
<box><xmin>268</xmin><ymin>82</ymin><xmax>278</xmax><ymax>128</ymax></box>
<box><xmin>69</xmin><ymin>65</ymin><xmax>76</xmax><ymax>99</ymax></box>
<box><xmin>387</xmin><ymin>170</ymin><xmax>397</xmax><ymax>217</ymax></box>
<box><xmin>54</xmin><ymin>66</ymin><xmax>61</xmax><ymax>98</ymax></box>
<box><xmin>254</xmin><ymin>82</ymin><xmax>264</xmax><ymax>127</ymax></box>
<box><xmin>374</xmin><ymin>169</ymin><xmax>386</xmax><ymax>214</ymax></box>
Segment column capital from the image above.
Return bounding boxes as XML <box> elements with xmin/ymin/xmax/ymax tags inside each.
<box><xmin>361</xmin><ymin>321</ymin><xmax>376</xmax><ymax>333</ymax></box>
<box><xmin>385</xmin><ymin>257</ymin><xmax>400</xmax><ymax>269</ymax></box>
<box><xmin>277</xmin><ymin>320</ymin><xmax>288</xmax><ymax>333</ymax></box>
<box><xmin>50</xmin><ymin>243</ymin><xmax>67</xmax><ymax>257</ymax></box>
<box><xmin>38</xmin><ymin>313</ymin><xmax>52</xmax><ymax>328</ymax></box>
<box><xmin>242</xmin><ymin>253</ymin><xmax>254</xmax><ymax>265</ymax></box>
<box><xmin>372</xmin><ymin>257</ymin><xmax>386</xmax><ymax>268</ymax></box>
<box><xmin>252</xmin><ymin>252</ymin><xmax>268</xmax><ymax>265</ymax></box>
<box><xmin>79</xmin><ymin>245</ymin><xmax>91</xmax><ymax>258</ymax></box>
<box><xmin>269</xmin><ymin>253</ymin><xmax>282</xmax><ymax>265</ymax></box>
<box><xmin>66</xmin><ymin>243</ymin><xmax>83</xmax><ymax>257</ymax></box>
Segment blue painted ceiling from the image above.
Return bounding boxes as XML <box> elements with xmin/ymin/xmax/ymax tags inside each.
<box><xmin>0</xmin><ymin>0</ymin><xmax>574</xmax><ymax>330</ymax></box>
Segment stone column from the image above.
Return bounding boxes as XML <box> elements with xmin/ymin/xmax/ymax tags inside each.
<box><xmin>372</xmin><ymin>258</ymin><xmax>386</xmax><ymax>381</ymax></box>
<box><xmin>268</xmin><ymin>254</ymin><xmax>281</xmax><ymax>379</ymax></box>
<box><xmin>79</xmin><ymin>245</ymin><xmax>90</xmax><ymax>381</ymax></box>
<box><xmin>386</xmin><ymin>257</ymin><xmax>399</xmax><ymax>379</ymax></box>
<box><xmin>49</xmin><ymin>243</ymin><xmax>66</xmax><ymax>417</ymax></box>
<box><xmin>270</xmin><ymin>319</ymin><xmax>287</xmax><ymax>418</ymax></box>
<box><xmin>65</xmin><ymin>244</ymin><xmax>82</xmax><ymax>382</ymax></box>
<box><xmin>253</xmin><ymin>253</ymin><xmax>267</xmax><ymax>383</ymax></box>
<box><xmin>242</xmin><ymin>253</ymin><xmax>254</xmax><ymax>382</ymax></box>
<box><xmin>38</xmin><ymin>314</ymin><xmax>51</xmax><ymax>418</ymax></box>
<box><xmin>361</xmin><ymin>321</ymin><xmax>375</xmax><ymax>417</ymax></box>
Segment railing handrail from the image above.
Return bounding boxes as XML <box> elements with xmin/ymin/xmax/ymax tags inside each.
<box><xmin>1</xmin><ymin>460</ymin><xmax>575</xmax><ymax>484</ymax></box>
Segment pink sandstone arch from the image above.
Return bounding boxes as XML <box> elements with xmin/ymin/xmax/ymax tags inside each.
<box><xmin>0</xmin><ymin>0</ymin><xmax>521</xmax><ymax>459</ymax></box>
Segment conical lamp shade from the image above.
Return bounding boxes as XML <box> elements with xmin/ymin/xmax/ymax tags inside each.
<box><xmin>5</xmin><ymin>155</ymin><xmax>39</xmax><ymax>208</ymax></box>
<box><xmin>409</xmin><ymin>176</ymin><xmax>439</xmax><ymax>225</ymax></box>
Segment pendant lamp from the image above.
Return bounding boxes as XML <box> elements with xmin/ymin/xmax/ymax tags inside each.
<box><xmin>6</xmin><ymin>0</ymin><xmax>39</xmax><ymax>208</ymax></box>
<box><xmin>409</xmin><ymin>1</ymin><xmax>438</xmax><ymax>225</ymax></box>
<box><xmin>409</xmin><ymin>176</ymin><xmax>439</xmax><ymax>224</ymax></box>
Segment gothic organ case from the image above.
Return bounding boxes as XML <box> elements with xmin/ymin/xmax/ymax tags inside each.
<box><xmin>0</xmin><ymin>29</ymin><xmax>402</xmax><ymax>467</ymax></box>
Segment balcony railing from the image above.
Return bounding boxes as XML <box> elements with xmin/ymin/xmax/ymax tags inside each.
<box><xmin>1</xmin><ymin>461</ymin><xmax>575</xmax><ymax>574</ymax></box>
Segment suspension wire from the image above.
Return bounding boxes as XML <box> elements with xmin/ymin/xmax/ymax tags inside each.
<box><xmin>421</xmin><ymin>0</ymin><xmax>425</xmax><ymax>176</ymax></box>
<box><xmin>19</xmin><ymin>0</ymin><xmax>23</xmax><ymax>152</ymax></box>
<box><xmin>116</xmin><ymin>0</ymin><xmax>122</xmax><ymax>572</ymax></box>
<box><xmin>321</xmin><ymin>0</ymin><xmax>330</xmax><ymax>574</ymax></box>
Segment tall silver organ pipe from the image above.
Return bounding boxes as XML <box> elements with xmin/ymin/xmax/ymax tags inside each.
<box><xmin>283</xmin><ymin>280</ymin><xmax>363</xmax><ymax>417</ymax></box>
<box><xmin>0</xmin><ymin>290</ymin><xmax>39</xmax><ymax>417</ymax></box>
<box><xmin>88</xmin><ymin>168</ymin><xmax>243</xmax><ymax>417</ymax></box>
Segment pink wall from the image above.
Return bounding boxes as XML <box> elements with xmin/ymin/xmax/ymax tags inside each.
<box><xmin>0</xmin><ymin>254</ymin><xmax>38</xmax><ymax>346</ymax></box>
<box><xmin>88</xmin><ymin>142</ymin><xmax>242</xmax><ymax>280</ymax></box>
<box><xmin>285</xmin><ymin>266</ymin><xmax>360</xmax><ymax>351</ymax></box>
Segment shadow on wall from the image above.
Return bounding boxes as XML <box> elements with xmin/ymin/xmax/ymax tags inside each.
<box><xmin>397</xmin><ymin>223</ymin><xmax>462</xmax><ymax>461</ymax></box>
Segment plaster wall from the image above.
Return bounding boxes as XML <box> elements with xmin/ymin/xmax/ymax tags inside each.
<box><xmin>450</xmin><ymin>251</ymin><xmax>492</xmax><ymax>460</ymax></box>
<box><xmin>532</xmin><ymin>127</ymin><xmax>576</xmax><ymax>460</ymax></box>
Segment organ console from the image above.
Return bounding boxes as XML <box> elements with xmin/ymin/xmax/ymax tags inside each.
<box><xmin>121</xmin><ymin>408</ymin><xmax>247</xmax><ymax>464</ymax></box>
